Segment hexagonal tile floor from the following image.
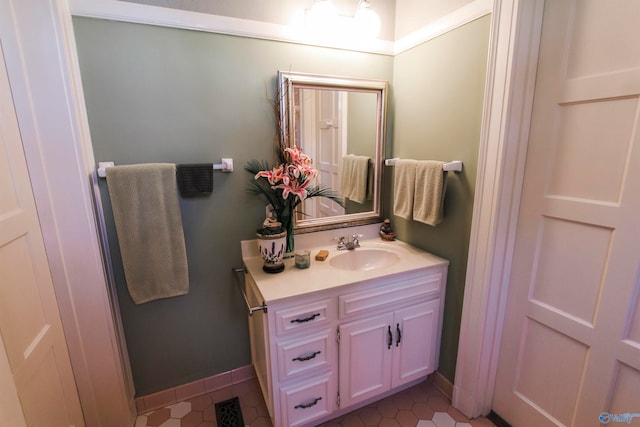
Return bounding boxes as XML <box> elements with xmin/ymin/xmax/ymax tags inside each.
<box><xmin>135</xmin><ymin>379</ymin><xmax>496</xmax><ymax>427</ymax></box>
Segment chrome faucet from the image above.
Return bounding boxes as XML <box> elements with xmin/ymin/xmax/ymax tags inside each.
<box><xmin>334</xmin><ymin>234</ymin><xmax>363</xmax><ymax>250</ymax></box>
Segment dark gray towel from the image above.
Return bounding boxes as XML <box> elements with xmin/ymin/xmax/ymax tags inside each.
<box><xmin>176</xmin><ymin>163</ymin><xmax>213</xmax><ymax>197</ymax></box>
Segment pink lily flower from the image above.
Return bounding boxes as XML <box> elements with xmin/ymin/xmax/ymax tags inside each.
<box><xmin>255</xmin><ymin>164</ymin><xmax>288</xmax><ymax>185</ymax></box>
<box><xmin>274</xmin><ymin>177</ymin><xmax>312</xmax><ymax>201</ymax></box>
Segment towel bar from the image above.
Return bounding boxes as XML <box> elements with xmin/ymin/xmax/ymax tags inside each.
<box><xmin>232</xmin><ymin>266</ymin><xmax>267</xmax><ymax>316</ymax></box>
<box><xmin>97</xmin><ymin>159</ymin><xmax>233</xmax><ymax>178</ymax></box>
<box><xmin>384</xmin><ymin>158</ymin><xmax>463</xmax><ymax>172</ymax></box>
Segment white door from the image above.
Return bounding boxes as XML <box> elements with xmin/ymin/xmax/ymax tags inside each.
<box><xmin>0</xmin><ymin>44</ymin><xmax>84</xmax><ymax>426</ymax></box>
<box><xmin>493</xmin><ymin>1</ymin><xmax>640</xmax><ymax>426</ymax></box>
<box><xmin>296</xmin><ymin>89</ymin><xmax>346</xmax><ymax>219</ymax></box>
<box><xmin>315</xmin><ymin>90</ymin><xmax>345</xmax><ymax>218</ymax></box>
<box><xmin>297</xmin><ymin>88</ymin><xmax>318</xmax><ymax>219</ymax></box>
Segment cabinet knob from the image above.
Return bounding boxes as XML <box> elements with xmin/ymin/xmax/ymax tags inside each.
<box><xmin>396</xmin><ymin>323</ymin><xmax>402</xmax><ymax>347</ymax></box>
<box><xmin>387</xmin><ymin>325</ymin><xmax>393</xmax><ymax>349</ymax></box>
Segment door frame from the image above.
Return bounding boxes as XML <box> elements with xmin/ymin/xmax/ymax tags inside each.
<box><xmin>0</xmin><ymin>0</ymin><xmax>135</xmax><ymax>424</ymax></box>
<box><xmin>453</xmin><ymin>0</ymin><xmax>545</xmax><ymax>418</ymax></box>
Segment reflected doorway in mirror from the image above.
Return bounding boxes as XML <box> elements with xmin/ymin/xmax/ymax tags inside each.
<box><xmin>279</xmin><ymin>70</ymin><xmax>388</xmax><ymax>233</ymax></box>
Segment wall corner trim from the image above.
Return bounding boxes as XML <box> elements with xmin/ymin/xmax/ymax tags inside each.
<box><xmin>453</xmin><ymin>0</ymin><xmax>544</xmax><ymax>419</ymax></box>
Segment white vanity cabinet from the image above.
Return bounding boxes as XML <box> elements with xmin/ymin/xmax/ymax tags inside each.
<box><xmin>338</xmin><ymin>299</ymin><xmax>441</xmax><ymax>408</ymax></box>
<box><xmin>337</xmin><ymin>269</ymin><xmax>443</xmax><ymax>408</ymax></box>
<box><xmin>246</xmin><ymin>273</ymin><xmax>338</xmax><ymax>427</ymax></box>
<box><xmin>243</xmin><ymin>240</ymin><xmax>448</xmax><ymax>427</ymax></box>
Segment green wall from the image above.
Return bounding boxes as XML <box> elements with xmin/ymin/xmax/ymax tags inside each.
<box><xmin>390</xmin><ymin>16</ymin><xmax>491</xmax><ymax>382</ymax></box>
<box><xmin>73</xmin><ymin>17</ymin><xmax>394</xmax><ymax>396</ymax></box>
<box><xmin>74</xmin><ymin>14</ymin><xmax>490</xmax><ymax>395</ymax></box>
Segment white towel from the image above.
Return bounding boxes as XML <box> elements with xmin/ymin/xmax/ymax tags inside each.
<box><xmin>393</xmin><ymin>159</ymin><xmax>417</xmax><ymax>219</ymax></box>
<box><xmin>340</xmin><ymin>155</ymin><xmax>370</xmax><ymax>204</ymax></box>
<box><xmin>413</xmin><ymin>160</ymin><xmax>447</xmax><ymax>226</ymax></box>
<box><xmin>339</xmin><ymin>155</ymin><xmax>353</xmax><ymax>201</ymax></box>
<box><xmin>106</xmin><ymin>163</ymin><xmax>189</xmax><ymax>304</ymax></box>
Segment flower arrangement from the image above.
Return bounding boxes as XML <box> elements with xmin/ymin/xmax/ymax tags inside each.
<box><xmin>246</xmin><ymin>145</ymin><xmax>342</xmax><ymax>253</ymax></box>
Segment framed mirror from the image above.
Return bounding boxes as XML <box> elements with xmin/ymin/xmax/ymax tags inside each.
<box><xmin>278</xmin><ymin>71</ymin><xmax>388</xmax><ymax>232</ymax></box>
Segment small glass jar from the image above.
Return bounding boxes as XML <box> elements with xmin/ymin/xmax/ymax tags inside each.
<box><xmin>294</xmin><ymin>250</ymin><xmax>311</xmax><ymax>269</ymax></box>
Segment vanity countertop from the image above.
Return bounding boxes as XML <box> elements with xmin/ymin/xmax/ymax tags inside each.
<box><xmin>242</xmin><ymin>238</ymin><xmax>448</xmax><ymax>303</ymax></box>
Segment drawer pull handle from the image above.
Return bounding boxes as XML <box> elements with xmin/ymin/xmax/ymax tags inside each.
<box><xmin>396</xmin><ymin>323</ymin><xmax>402</xmax><ymax>347</ymax></box>
<box><xmin>292</xmin><ymin>351</ymin><xmax>321</xmax><ymax>362</ymax></box>
<box><xmin>295</xmin><ymin>397</ymin><xmax>322</xmax><ymax>409</ymax></box>
<box><xmin>290</xmin><ymin>313</ymin><xmax>320</xmax><ymax>324</ymax></box>
<box><xmin>387</xmin><ymin>325</ymin><xmax>393</xmax><ymax>349</ymax></box>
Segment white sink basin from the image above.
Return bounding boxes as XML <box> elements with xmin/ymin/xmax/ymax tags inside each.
<box><xmin>329</xmin><ymin>248</ymin><xmax>399</xmax><ymax>271</ymax></box>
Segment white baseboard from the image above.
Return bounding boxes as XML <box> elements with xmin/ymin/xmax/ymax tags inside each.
<box><xmin>135</xmin><ymin>364</ymin><xmax>256</xmax><ymax>414</ymax></box>
<box><xmin>431</xmin><ymin>371</ymin><xmax>454</xmax><ymax>400</ymax></box>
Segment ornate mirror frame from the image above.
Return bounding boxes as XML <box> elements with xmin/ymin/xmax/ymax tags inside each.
<box><xmin>278</xmin><ymin>70</ymin><xmax>388</xmax><ymax>233</ymax></box>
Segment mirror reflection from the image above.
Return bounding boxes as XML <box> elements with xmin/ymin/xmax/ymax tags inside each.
<box><xmin>278</xmin><ymin>71</ymin><xmax>387</xmax><ymax>232</ymax></box>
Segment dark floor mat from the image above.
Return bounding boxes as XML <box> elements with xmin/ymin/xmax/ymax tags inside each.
<box><xmin>215</xmin><ymin>396</ymin><xmax>245</xmax><ymax>427</ymax></box>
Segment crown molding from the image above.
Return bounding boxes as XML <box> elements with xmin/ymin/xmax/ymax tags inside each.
<box><xmin>393</xmin><ymin>0</ymin><xmax>493</xmax><ymax>55</ymax></box>
<box><xmin>69</xmin><ymin>0</ymin><xmax>492</xmax><ymax>56</ymax></box>
<box><xmin>68</xmin><ymin>0</ymin><xmax>396</xmax><ymax>54</ymax></box>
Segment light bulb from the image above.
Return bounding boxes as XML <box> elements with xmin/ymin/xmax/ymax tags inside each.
<box><xmin>307</xmin><ymin>0</ymin><xmax>338</xmax><ymax>36</ymax></box>
<box><xmin>355</xmin><ymin>0</ymin><xmax>381</xmax><ymax>39</ymax></box>
<box><xmin>310</xmin><ymin>0</ymin><xmax>336</xmax><ymax>16</ymax></box>
<box><xmin>308</xmin><ymin>0</ymin><xmax>337</xmax><ymax>24</ymax></box>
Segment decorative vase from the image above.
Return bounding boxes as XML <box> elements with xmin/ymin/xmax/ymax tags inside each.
<box><xmin>279</xmin><ymin>210</ymin><xmax>295</xmax><ymax>256</ymax></box>
<box><xmin>256</xmin><ymin>228</ymin><xmax>287</xmax><ymax>274</ymax></box>
<box><xmin>284</xmin><ymin>216</ymin><xmax>295</xmax><ymax>256</ymax></box>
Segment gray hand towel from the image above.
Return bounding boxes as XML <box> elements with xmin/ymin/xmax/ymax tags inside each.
<box><xmin>106</xmin><ymin>163</ymin><xmax>189</xmax><ymax>304</ymax></box>
<box><xmin>177</xmin><ymin>163</ymin><xmax>213</xmax><ymax>197</ymax></box>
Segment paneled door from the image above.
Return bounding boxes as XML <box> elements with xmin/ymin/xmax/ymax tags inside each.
<box><xmin>0</xmin><ymin>43</ymin><xmax>84</xmax><ymax>426</ymax></box>
<box><xmin>297</xmin><ymin>89</ymin><xmax>346</xmax><ymax>219</ymax></box>
<box><xmin>315</xmin><ymin>90</ymin><xmax>345</xmax><ymax>218</ymax></box>
<box><xmin>492</xmin><ymin>1</ymin><xmax>640</xmax><ymax>426</ymax></box>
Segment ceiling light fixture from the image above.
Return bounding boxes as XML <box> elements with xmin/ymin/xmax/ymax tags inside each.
<box><xmin>354</xmin><ymin>0</ymin><xmax>381</xmax><ymax>39</ymax></box>
<box><xmin>301</xmin><ymin>0</ymin><xmax>381</xmax><ymax>42</ymax></box>
<box><xmin>307</xmin><ymin>0</ymin><xmax>338</xmax><ymax>33</ymax></box>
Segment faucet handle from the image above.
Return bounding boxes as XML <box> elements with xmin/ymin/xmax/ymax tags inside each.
<box><xmin>351</xmin><ymin>234</ymin><xmax>363</xmax><ymax>247</ymax></box>
<box><xmin>333</xmin><ymin>236</ymin><xmax>346</xmax><ymax>249</ymax></box>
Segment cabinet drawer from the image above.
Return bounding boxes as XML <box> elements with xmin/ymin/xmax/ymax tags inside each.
<box><xmin>339</xmin><ymin>270</ymin><xmax>442</xmax><ymax>318</ymax></box>
<box><xmin>280</xmin><ymin>372</ymin><xmax>334</xmax><ymax>427</ymax></box>
<box><xmin>277</xmin><ymin>330</ymin><xmax>333</xmax><ymax>381</ymax></box>
<box><xmin>274</xmin><ymin>298</ymin><xmax>334</xmax><ymax>336</ymax></box>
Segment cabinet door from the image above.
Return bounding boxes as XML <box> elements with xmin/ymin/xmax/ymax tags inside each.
<box><xmin>339</xmin><ymin>312</ymin><xmax>394</xmax><ymax>408</ymax></box>
<box><xmin>391</xmin><ymin>299</ymin><xmax>440</xmax><ymax>388</ymax></box>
